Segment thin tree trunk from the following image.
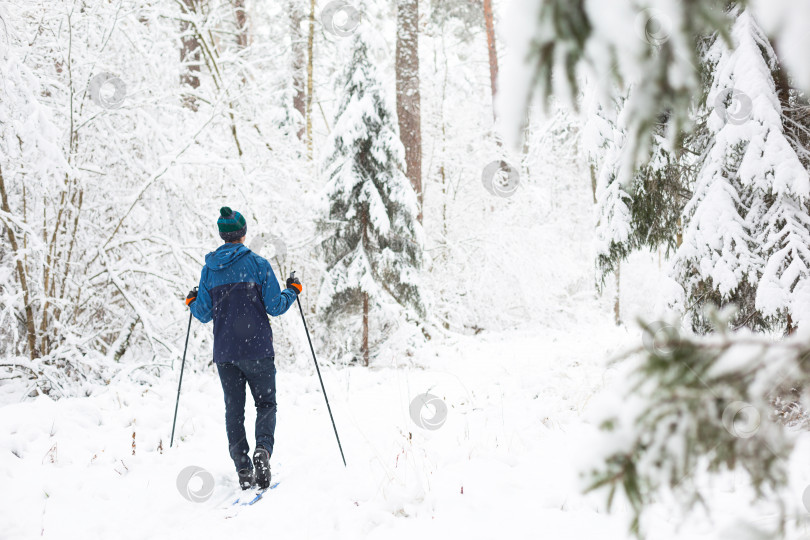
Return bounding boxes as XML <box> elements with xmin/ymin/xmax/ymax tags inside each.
<box><xmin>42</xmin><ymin>182</ymin><xmax>79</xmax><ymax>354</ymax></box>
<box><xmin>362</xmin><ymin>292</ymin><xmax>369</xmax><ymax>367</ymax></box>
<box><xmin>521</xmin><ymin>108</ymin><xmax>531</xmax><ymax>176</ymax></box>
<box><xmin>305</xmin><ymin>0</ymin><xmax>315</xmax><ymax>159</ymax></box>
<box><xmin>439</xmin><ymin>32</ymin><xmax>449</xmax><ymax>239</ymax></box>
<box><xmin>396</xmin><ymin>0</ymin><xmax>422</xmax><ymax>222</ymax></box>
<box><xmin>182</xmin><ymin>10</ymin><xmax>245</xmax><ymax>156</ymax></box>
<box><xmin>775</xmin><ymin>60</ymin><xmax>805</xmax><ymax>332</ymax></box>
<box><xmin>39</xmin><ymin>192</ymin><xmax>61</xmax><ymax>352</ymax></box>
<box><xmin>786</xmin><ymin>314</ymin><xmax>795</xmax><ymax>336</ymax></box>
<box><xmin>180</xmin><ymin>0</ymin><xmax>202</xmax><ymax>110</ymax></box>
<box><xmin>483</xmin><ymin>0</ymin><xmax>498</xmax><ymax>120</ymax></box>
<box><xmin>0</xmin><ymin>164</ymin><xmax>39</xmax><ymax>359</ymax></box>
<box><xmin>39</xmin><ymin>177</ymin><xmax>73</xmax><ymax>355</ymax></box>
<box><xmin>440</xmin><ymin>101</ymin><xmax>448</xmax><ymax>240</ymax></box>
<box><xmin>290</xmin><ymin>0</ymin><xmax>307</xmax><ymax>140</ymax></box>
<box><xmin>361</xmin><ymin>200</ymin><xmax>370</xmax><ymax>366</ymax></box>
<box><xmin>614</xmin><ymin>262</ymin><xmax>621</xmax><ymax>326</ymax></box>
<box><xmin>232</xmin><ymin>0</ymin><xmax>248</xmax><ymax>48</ymax></box>
<box><xmin>54</xmin><ymin>189</ymin><xmax>83</xmax><ymax>331</ymax></box>
<box><xmin>676</xmin><ymin>216</ymin><xmax>683</xmax><ymax>247</ymax></box>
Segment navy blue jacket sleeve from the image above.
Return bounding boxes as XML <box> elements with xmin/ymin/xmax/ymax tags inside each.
<box><xmin>258</xmin><ymin>257</ymin><xmax>297</xmax><ymax>316</ymax></box>
<box><xmin>189</xmin><ymin>267</ymin><xmax>214</xmax><ymax>323</ymax></box>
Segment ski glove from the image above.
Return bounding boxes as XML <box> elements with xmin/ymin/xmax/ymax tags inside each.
<box><xmin>285</xmin><ymin>277</ymin><xmax>302</xmax><ymax>295</ymax></box>
<box><xmin>185</xmin><ymin>287</ymin><xmax>198</xmax><ymax>306</ymax></box>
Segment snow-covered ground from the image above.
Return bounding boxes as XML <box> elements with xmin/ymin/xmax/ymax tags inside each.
<box><xmin>0</xmin><ymin>307</ymin><xmax>788</xmax><ymax>540</ymax></box>
<box><xmin>3</xmin><ymin>245</ymin><xmax>808</xmax><ymax>540</ymax></box>
<box><xmin>0</xmin><ymin>313</ymin><xmax>630</xmax><ymax>539</ymax></box>
<box><xmin>4</xmin><ymin>237</ymin><xmax>806</xmax><ymax>538</ymax></box>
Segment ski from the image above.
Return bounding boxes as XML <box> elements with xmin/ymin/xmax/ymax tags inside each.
<box><xmin>223</xmin><ymin>482</ymin><xmax>280</xmax><ymax>519</ymax></box>
<box><xmin>231</xmin><ymin>481</ymin><xmax>280</xmax><ymax>506</ymax></box>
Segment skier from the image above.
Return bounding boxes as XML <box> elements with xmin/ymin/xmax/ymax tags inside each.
<box><xmin>184</xmin><ymin>207</ymin><xmax>302</xmax><ymax>490</ymax></box>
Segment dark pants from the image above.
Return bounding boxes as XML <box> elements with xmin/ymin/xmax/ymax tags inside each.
<box><xmin>216</xmin><ymin>357</ymin><xmax>276</xmax><ymax>471</ymax></box>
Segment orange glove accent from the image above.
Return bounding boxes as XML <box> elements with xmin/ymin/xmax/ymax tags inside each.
<box><xmin>286</xmin><ymin>276</ymin><xmax>302</xmax><ymax>294</ymax></box>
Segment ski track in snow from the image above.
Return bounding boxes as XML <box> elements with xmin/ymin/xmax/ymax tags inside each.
<box><xmin>0</xmin><ymin>322</ymin><xmax>796</xmax><ymax>539</ymax></box>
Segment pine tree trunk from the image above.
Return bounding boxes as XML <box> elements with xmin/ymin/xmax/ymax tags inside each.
<box><xmin>786</xmin><ymin>314</ymin><xmax>795</xmax><ymax>336</ymax></box>
<box><xmin>290</xmin><ymin>0</ymin><xmax>307</xmax><ymax>139</ymax></box>
<box><xmin>483</xmin><ymin>0</ymin><xmax>498</xmax><ymax>119</ymax></box>
<box><xmin>440</xmin><ymin>87</ymin><xmax>448</xmax><ymax>239</ymax></box>
<box><xmin>521</xmin><ymin>109</ymin><xmax>531</xmax><ymax>173</ymax></box>
<box><xmin>233</xmin><ymin>0</ymin><xmax>248</xmax><ymax>48</ymax></box>
<box><xmin>362</xmin><ymin>292</ymin><xmax>369</xmax><ymax>367</ymax></box>
<box><xmin>180</xmin><ymin>0</ymin><xmax>202</xmax><ymax>110</ymax></box>
<box><xmin>396</xmin><ymin>0</ymin><xmax>423</xmax><ymax>223</ymax></box>
<box><xmin>676</xmin><ymin>217</ymin><xmax>683</xmax><ymax>247</ymax></box>
<box><xmin>439</xmin><ymin>32</ymin><xmax>449</xmax><ymax>240</ymax></box>
<box><xmin>0</xmin><ymin>164</ymin><xmax>39</xmax><ymax>359</ymax></box>
<box><xmin>614</xmin><ymin>262</ymin><xmax>621</xmax><ymax>325</ymax></box>
<box><xmin>305</xmin><ymin>0</ymin><xmax>315</xmax><ymax>159</ymax></box>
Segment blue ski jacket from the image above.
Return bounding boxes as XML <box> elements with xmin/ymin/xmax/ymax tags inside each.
<box><xmin>189</xmin><ymin>242</ymin><xmax>297</xmax><ymax>363</ymax></box>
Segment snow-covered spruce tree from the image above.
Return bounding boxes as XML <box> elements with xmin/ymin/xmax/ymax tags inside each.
<box><xmin>507</xmin><ymin>0</ymin><xmax>810</xmax><ymax>332</ymax></box>
<box><xmin>587</xmin><ymin>310</ymin><xmax>796</xmax><ymax>537</ymax></box>
<box><xmin>500</xmin><ymin>1</ymin><xmax>810</xmax><ymax>536</ymax></box>
<box><xmin>673</xmin><ymin>9</ymin><xmax>810</xmax><ymax>332</ymax></box>
<box><xmin>593</xmin><ymin>117</ymin><xmax>634</xmax><ymax>280</ymax></box>
<box><xmin>317</xmin><ymin>25</ymin><xmax>425</xmax><ymax>366</ymax></box>
<box><xmin>592</xmin><ymin>90</ymin><xmax>701</xmax><ymax>284</ymax></box>
<box><xmin>500</xmin><ymin>0</ymin><xmax>736</xmax><ymax>177</ymax></box>
<box><xmin>589</xmin><ymin>26</ymin><xmax>715</xmax><ymax>286</ymax></box>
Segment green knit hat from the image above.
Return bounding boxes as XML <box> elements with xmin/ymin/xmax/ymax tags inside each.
<box><xmin>217</xmin><ymin>207</ymin><xmax>247</xmax><ymax>241</ymax></box>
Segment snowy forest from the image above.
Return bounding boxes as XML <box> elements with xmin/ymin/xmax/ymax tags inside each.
<box><xmin>5</xmin><ymin>0</ymin><xmax>810</xmax><ymax>538</ymax></box>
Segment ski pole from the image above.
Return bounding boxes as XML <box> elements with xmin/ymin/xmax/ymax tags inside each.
<box><xmin>170</xmin><ymin>308</ymin><xmax>194</xmax><ymax>448</ymax></box>
<box><xmin>291</xmin><ymin>271</ymin><xmax>347</xmax><ymax>467</ymax></box>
